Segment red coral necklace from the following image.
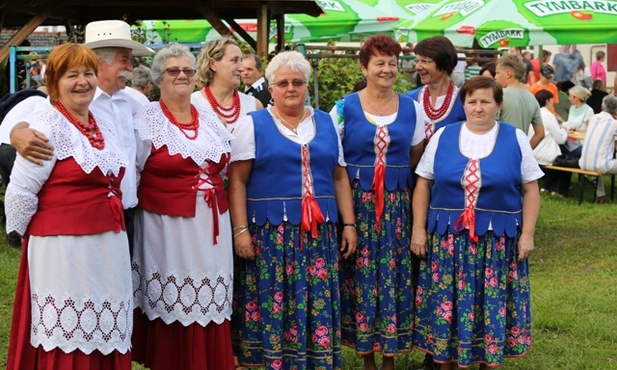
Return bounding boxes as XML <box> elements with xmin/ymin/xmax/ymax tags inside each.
<box><xmin>203</xmin><ymin>86</ymin><xmax>241</xmax><ymax>123</ymax></box>
<box><xmin>423</xmin><ymin>82</ymin><xmax>455</xmax><ymax>120</ymax></box>
<box><xmin>159</xmin><ymin>99</ymin><xmax>199</xmax><ymax>140</ymax></box>
<box><xmin>55</xmin><ymin>101</ymin><xmax>105</xmax><ymax>150</ymax></box>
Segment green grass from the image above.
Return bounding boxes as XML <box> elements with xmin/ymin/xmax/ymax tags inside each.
<box><xmin>1</xmin><ymin>176</ymin><xmax>616</xmax><ymax>369</ymax></box>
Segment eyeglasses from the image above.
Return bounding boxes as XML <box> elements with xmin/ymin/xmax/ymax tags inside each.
<box><xmin>163</xmin><ymin>67</ymin><xmax>197</xmax><ymax>77</ymax></box>
<box><xmin>415</xmin><ymin>58</ymin><xmax>435</xmax><ymax>66</ymax></box>
<box><xmin>273</xmin><ymin>79</ymin><xmax>307</xmax><ymax>88</ymax></box>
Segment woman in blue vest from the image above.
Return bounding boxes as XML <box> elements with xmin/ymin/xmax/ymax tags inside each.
<box><xmin>411</xmin><ymin>76</ymin><xmax>543</xmax><ymax>369</ymax></box>
<box><xmin>229</xmin><ymin>51</ymin><xmax>357</xmax><ymax>370</ymax></box>
<box><xmin>330</xmin><ymin>34</ymin><xmax>424</xmax><ymax>370</ymax></box>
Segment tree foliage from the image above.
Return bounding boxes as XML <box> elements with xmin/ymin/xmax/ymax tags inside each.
<box><xmin>307</xmin><ymin>55</ymin><xmax>416</xmax><ymax>112</ymax></box>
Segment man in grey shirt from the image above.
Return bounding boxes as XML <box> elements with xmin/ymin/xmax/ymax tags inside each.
<box><xmin>495</xmin><ymin>54</ymin><xmax>545</xmax><ymax>149</ymax></box>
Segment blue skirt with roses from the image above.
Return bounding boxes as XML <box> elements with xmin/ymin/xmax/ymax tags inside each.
<box><xmin>232</xmin><ymin>221</ymin><xmax>342</xmax><ymax>370</ymax></box>
<box><xmin>412</xmin><ymin>231</ymin><xmax>532</xmax><ymax>367</ymax></box>
<box><xmin>339</xmin><ymin>182</ymin><xmax>415</xmax><ymax>356</ymax></box>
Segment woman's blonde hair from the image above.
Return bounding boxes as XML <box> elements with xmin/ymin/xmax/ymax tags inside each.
<box><xmin>568</xmin><ymin>85</ymin><xmax>591</xmax><ymax>102</ymax></box>
<box><xmin>195</xmin><ymin>37</ymin><xmax>238</xmax><ymax>86</ymax></box>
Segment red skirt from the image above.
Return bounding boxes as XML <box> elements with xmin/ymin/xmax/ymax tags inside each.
<box><xmin>6</xmin><ymin>238</ymin><xmax>131</xmax><ymax>370</ymax></box>
<box><xmin>132</xmin><ymin>309</ymin><xmax>235</xmax><ymax>370</ymax></box>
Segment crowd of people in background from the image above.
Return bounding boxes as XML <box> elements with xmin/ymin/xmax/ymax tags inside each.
<box><xmin>1</xmin><ymin>19</ymin><xmax>617</xmax><ymax>370</ymax></box>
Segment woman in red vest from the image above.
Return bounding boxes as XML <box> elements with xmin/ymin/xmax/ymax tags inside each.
<box><xmin>5</xmin><ymin>43</ymin><xmax>131</xmax><ymax>370</ymax></box>
<box><xmin>130</xmin><ymin>43</ymin><xmax>235</xmax><ymax>370</ymax></box>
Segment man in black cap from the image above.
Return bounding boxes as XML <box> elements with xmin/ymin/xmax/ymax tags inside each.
<box><xmin>530</xmin><ymin>64</ymin><xmax>560</xmax><ymax>116</ymax></box>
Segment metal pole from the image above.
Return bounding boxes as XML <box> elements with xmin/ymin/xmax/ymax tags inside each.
<box><xmin>25</xmin><ymin>61</ymin><xmax>32</xmax><ymax>89</ymax></box>
<box><xmin>9</xmin><ymin>45</ymin><xmax>16</xmax><ymax>93</ymax></box>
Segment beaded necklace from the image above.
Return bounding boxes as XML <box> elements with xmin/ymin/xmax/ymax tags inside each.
<box><xmin>422</xmin><ymin>82</ymin><xmax>455</xmax><ymax>120</ymax></box>
<box><xmin>203</xmin><ymin>86</ymin><xmax>241</xmax><ymax>123</ymax></box>
<box><xmin>159</xmin><ymin>99</ymin><xmax>200</xmax><ymax>140</ymax></box>
<box><xmin>55</xmin><ymin>101</ymin><xmax>105</xmax><ymax>150</ymax></box>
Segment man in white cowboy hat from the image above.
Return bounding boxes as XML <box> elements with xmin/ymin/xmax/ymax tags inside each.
<box><xmin>9</xmin><ymin>20</ymin><xmax>154</xmax><ymax>255</ymax></box>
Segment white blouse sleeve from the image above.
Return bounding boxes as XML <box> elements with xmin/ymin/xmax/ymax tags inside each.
<box><xmin>546</xmin><ymin>114</ymin><xmax>568</xmax><ymax>145</ymax></box>
<box><xmin>415</xmin><ymin>127</ymin><xmax>444</xmax><ymax>180</ymax></box>
<box><xmin>517</xmin><ymin>129</ymin><xmax>544</xmax><ymax>183</ymax></box>
<box><xmin>412</xmin><ymin>101</ymin><xmax>426</xmax><ymax>146</ymax></box>
<box><xmin>230</xmin><ymin>114</ymin><xmax>256</xmax><ymax>162</ymax></box>
<box><xmin>327</xmin><ymin>112</ymin><xmax>347</xmax><ymax>167</ymax></box>
<box><xmin>134</xmin><ymin>133</ymin><xmax>152</xmax><ymax>187</ymax></box>
<box><xmin>5</xmin><ymin>120</ymin><xmax>57</xmax><ymax>235</ymax></box>
<box><xmin>329</xmin><ymin>104</ymin><xmax>345</xmax><ymax>140</ymax></box>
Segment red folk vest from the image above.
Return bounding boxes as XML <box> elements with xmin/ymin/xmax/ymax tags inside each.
<box><xmin>27</xmin><ymin>158</ymin><xmax>125</xmax><ymax>236</ymax></box>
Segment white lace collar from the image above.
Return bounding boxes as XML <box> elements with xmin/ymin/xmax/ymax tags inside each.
<box><xmin>42</xmin><ymin>109</ymin><xmax>127</xmax><ymax>176</ymax></box>
<box><xmin>134</xmin><ymin>103</ymin><xmax>233</xmax><ymax>165</ymax></box>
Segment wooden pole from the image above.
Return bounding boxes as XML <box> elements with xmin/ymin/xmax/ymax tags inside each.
<box><xmin>226</xmin><ymin>18</ymin><xmax>257</xmax><ymax>51</ymax></box>
<box><xmin>194</xmin><ymin>3</ymin><xmax>234</xmax><ymax>39</ymax></box>
<box><xmin>256</xmin><ymin>3</ymin><xmax>269</xmax><ymax>59</ymax></box>
<box><xmin>275</xmin><ymin>14</ymin><xmax>285</xmax><ymax>54</ymax></box>
<box><xmin>0</xmin><ymin>9</ymin><xmax>50</xmax><ymax>63</ymax></box>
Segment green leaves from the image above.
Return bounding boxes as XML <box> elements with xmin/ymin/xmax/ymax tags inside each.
<box><xmin>308</xmin><ymin>56</ymin><xmax>415</xmax><ymax>111</ymax></box>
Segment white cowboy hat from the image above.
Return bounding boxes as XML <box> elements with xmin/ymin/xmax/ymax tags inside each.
<box><xmin>84</xmin><ymin>20</ymin><xmax>153</xmax><ymax>56</ymax></box>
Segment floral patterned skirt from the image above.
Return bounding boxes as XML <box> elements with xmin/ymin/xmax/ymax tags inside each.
<box><xmin>412</xmin><ymin>231</ymin><xmax>532</xmax><ymax>368</ymax></box>
<box><xmin>232</xmin><ymin>221</ymin><xmax>342</xmax><ymax>370</ymax></box>
<box><xmin>339</xmin><ymin>184</ymin><xmax>414</xmax><ymax>356</ymax></box>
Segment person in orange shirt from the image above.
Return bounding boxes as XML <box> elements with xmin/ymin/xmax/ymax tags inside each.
<box><xmin>529</xmin><ymin>65</ymin><xmax>560</xmax><ymax>115</ymax></box>
<box><xmin>531</xmin><ymin>50</ymin><xmax>551</xmax><ymax>83</ymax></box>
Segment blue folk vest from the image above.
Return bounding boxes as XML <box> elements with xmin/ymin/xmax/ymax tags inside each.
<box><xmin>246</xmin><ymin>109</ymin><xmax>339</xmax><ymax>226</ymax></box>
<box><xmin>428</xmin><ymin>122</ymin><xmax>523</xmax><ymax>238</ymax></box>
<box><xmin>341</xmin><ymin>92</ymin><xmax>416</xmax><ymax>191</ymax></box>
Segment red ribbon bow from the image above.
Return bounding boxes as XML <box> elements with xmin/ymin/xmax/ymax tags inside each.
<box><xmin>371</xmin><ymin>164</ymin><xmax>385</xmax><ymax>232</ymax></box>
<box><xmin>203</xmin><ymin>188</ymin><xmax>220</xmax><ymax>245</ymax></box>
<box><xmin>196</xmin><ymin>160</ymin><xmax>228</xmax><ymax>245</ymax></box>
<box><xmin>454</xmin><ymin>205</ymin><xmax>478</xmax><ymax>243</ymax></box>
<box><xmin>301</xmin><ymin>195</ymin><xmax>325</xmax><ymax>239</ymax></box>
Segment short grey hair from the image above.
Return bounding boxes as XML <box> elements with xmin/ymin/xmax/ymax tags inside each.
<box><xmin>265</xmin><ymin>51</ymin><xmax>311</xmax><ymax>84</ymax></box>
<box><xmin>151</xmin><ymin>43</ymin><xmax>196</xmax><ymax>84</ymax></box>
<box><xmin>602</xmin><ymin>95</ymin><xmax>617</xmax><ymax>115</ymax></box>
<box><xmin>93</xmin><ymin>47</ymin><xmax>123</xmax><ymax>65</ymax></box>
<box><xmin>131</xmin><ymin>65</ymin><xmax>152</xmax><ymax>88</ymax></box>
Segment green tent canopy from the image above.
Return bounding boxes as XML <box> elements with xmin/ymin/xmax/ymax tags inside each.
<box><xmin>133</xmin><ymin>0</ymin><xmax>404</xmax><ymax>44</ymax></box>
<box><xmin>283</xmin><ymin>0</ymin><xmax>399</xmax><ymax>42</ymax></box>
<box><xmin>396</xmin><ymin>0</ymin><xmax>617</xmax><ymax>48</ymax></box>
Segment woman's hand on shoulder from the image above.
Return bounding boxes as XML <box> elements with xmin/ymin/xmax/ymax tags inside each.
<box><xmin>411</xmin><ymin>226</ymin><xmax>428</xmax><ymax>258</ymax></box>
<box><xmin>11</xmin><ymin>124</ymin><xmax>53</xmax><ymax>165</ymax></box>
